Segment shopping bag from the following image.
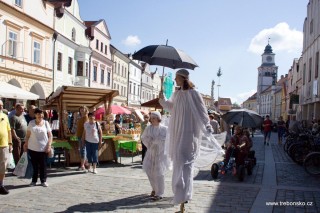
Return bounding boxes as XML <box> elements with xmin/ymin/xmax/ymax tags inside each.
<box><xmin>13</xmin><ymin>152</ymin><xmax>28</xmax><ymax>177</ymax></box>
<box><xmin>6</xmin><ymin>152</ymin><xmax>15</xmax><ymax>169</ymax></box>
<box><xmin>24</xmin><ymin>153</ymin><xmax>33</xmax><ymax>179</ymax></box>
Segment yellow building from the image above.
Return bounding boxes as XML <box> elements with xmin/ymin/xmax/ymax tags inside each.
<box><xmin>0</xmin><ymin>0</ymin><xmax>70</xmax><ymax>107</ymax></box>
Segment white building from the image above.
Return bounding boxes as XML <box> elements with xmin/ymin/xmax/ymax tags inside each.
<box><xmin>53</xmin><ymin>0</ymin><xmax>91</xmax><ymax>91</ymax></box>
<box><xmin>85</xmin><ymin>19</ymin><xmax>113</xmax><ymax>89</ymax></box>
<box><xmin>300</xmin><ymin>0</ymin><xmax>320</xmax><ymax>121</ymax></box>
<box><xmin>257</xmin><ymin>43</ymin><xmax>278</xmax><ymax>114</ymax></box>
<box><xmin>128</xmin><ymin>59</ymin><xmax>142</xmax><ymax>108</ymax></box>
<box><xmin>140</xmin><ymin>63</ymin><xmax>153</xmax><ymax>104</ymax></box>
<box><xmin>110</xmin><ymin>44</ymin><xmax>129</xmax><ymax>106</ymax></box>
<box><xmin>151</xmin><ymin>70</ymin><xmax>161</xmax><ymax>100</ymax></box>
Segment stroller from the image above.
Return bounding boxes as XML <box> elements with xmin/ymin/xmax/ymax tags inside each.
<box><xmin>211</xmin><ymin>139</ymin><xmax>256</xmax><ymax>182</ymax></box>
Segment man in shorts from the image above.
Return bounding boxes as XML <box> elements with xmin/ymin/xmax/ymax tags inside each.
<box><xmin>0</xmin><ymin>100</ymin><xmax>12</xmax><ymax>195</ymax></box>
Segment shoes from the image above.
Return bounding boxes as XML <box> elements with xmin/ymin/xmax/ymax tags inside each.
<box><xmin>93</xmin><ymin>169</ymin><xmax>97</xmax><ymax>174</ymax></box>
<box><xmin>86</xmin><ymin>168</ymin><xmax>91</xmax><ymax>173</ymax></box>
<box><xmin>77</xmin><ymin>167</ymin><xmax>85</xmax><ymax>171</ymax></box>
<box><xmin>150</xmin><ymin>190</ymin><xmax>155</xmax><ymax>197</ymax></box>
<box><xmin>152</xmin><ymin>196</ymin><xmax>163</xmax><ymax>201</ymax></box>
<box><xmin>0</xmin><ymin>186</ymin><xmax>9</xmax><ymax>195</ymax></box>
<box><xmin>29</xmin><ymin>182</ymin><xmax>37</xmax><ymax>187</ymax></box>
<box><xmin>41</xmin><ymin>182</ymin><xmax>48</xmax><ymax>187</ymax></box>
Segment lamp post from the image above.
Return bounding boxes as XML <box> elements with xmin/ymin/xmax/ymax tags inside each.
<box><xmin>217</xmin><ymin>67</ymin><xmax>222</xmax><ymax>98</ymax></box>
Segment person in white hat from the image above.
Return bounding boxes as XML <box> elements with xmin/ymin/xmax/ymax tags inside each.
<box><xmin>141</xmin><ymin>111</ymin><xmax>169</xmax><ymax>201</ymax></box>
<box><xmin>159</xmin><ymin>69</ymin><xmax>224</xmax><ymax>212</ymax></box>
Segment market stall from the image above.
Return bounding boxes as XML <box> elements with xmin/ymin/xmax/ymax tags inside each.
<box><xmin>45</xmin><ymin>86</ymin><xmax>119</xmax><ymax>164</ymax></box>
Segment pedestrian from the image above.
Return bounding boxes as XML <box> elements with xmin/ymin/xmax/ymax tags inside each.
<box><xmin>141</xmin><ymin>111</ymin><xmax>168</xmax><ymax>201</ymax></box>
<box><xmin>159</xmin><ymin>69</ymin><xmax>222</xmax><ymax>212</ymax></box>
<box><xmin>10</xmin><ymin>103</ymin><xmax>27</xmax><ymax>165</ymax></box>
<box><xmin>24</xmin><ymin>105</ymin><xmax>36</xmax><ymax>125</ymax></box>
<box><xmin>114</xmin><ymin>114</ymin><xmax>121</xmax><ymax>135</ymax></box>
<box><xmin>277</xmin><ymin>116</ymin><xmax>286</xmax><ymax>145</ymax></box>
<box><xmin>140</xmin><ymin>114</ymin><xmax>150</xmax><ymax>163</ymax></box>
<box><xmin>76</xmin><ymin>106</ymin><xmax>89</xmax><ymax>171</ymax></box>
<box><xmin>82</xmin><ymin>113</ymin><xmax>102</xmax><ymax>174</ymax></box>
<box><xmin>262</xmin><ymin>115</ymin><xmax>272</xmax><ymax>145</ymax></box>
<box><xmin>23</xmin><ymin>108</ymin><xmax>52</xmax><ymax>187</ymax></box>
<box><xmin>0</xmin><ymin>100</ymin><xmax>12</xmax><ymax>194</ymax></box>
<box><xmin>209</xmin><ymin>114</ymin><xmax>220</xmax><ymax>134</ymax></box>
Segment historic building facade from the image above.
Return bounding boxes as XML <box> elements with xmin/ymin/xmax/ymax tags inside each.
<box><xmin>300</xmin><ymin>0</ymin><xmax>320</xmax><ymax>121</ymax></box>
<box><xmin>256</xmin><ymin>43</ymin><xmax>278</xmax><ymax>115</ymax></box>
<box><xmin>53</xmin><ymin>0</ymin><xmax>91</xmax><ymax>91</ymax></box>
<box><xmin>85</xmin><ymin>19</ymin><xmax>113</xmax><ymax>89</ymax></box>
<box><xmin>0</xmin><ymin>0</ymin><xmax>64</xmax><ymax>106</ymax></box>
<box><xmin>110</xmin><ymin>44</ymin><xmax>129</xmax><ymax>106</ymax></box>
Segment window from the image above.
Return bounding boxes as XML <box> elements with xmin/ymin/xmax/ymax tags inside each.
<box><xmin>96</xmin><ymin>39</ymin><xmax>99</xmax><ymax>50</ymax></box>
<box><xmin>113</xmin><ymin>83</ymin><xmax>116</xmax><ymax>89</ymax></box>
<box><xmin>124</xmin><ymin>68</ymin><xmax>127</xmax><ymax>78</ymax></box>
<box><xmin>85</xmin><ymin>62</ymin><xmax>88</xmax><ymax>77</ymax></box>
<box><xmin>77</xmin><ymin>61</ymin><xmax>83</xmax><ymax>76</ymax></box>
<box><xmin>101</xmin><ymin>69</ymin><xmax>104</xmax><ymax>84</ymax></box>
<box><xmin>138</xmin><ymin>86</ymin><xmax>140</xmax><ymax>97</ymax></box>
<box><xmin>93</xmin><ymin>66</ymin><xmax>97</xmax><ymax>81</ymax></box>
<box><xmin>303</xmin><ymin>63</ymin><xmax>306</xmax><ymax>85</ymax></box>
<box><xmin>15</xmin><ymin>0</ymin><xmax>22</xmax><ymax>7</ymax></box>
<box><xmin>129</xmin><ymin>82</ymin><xmax>132</xmax><ymax>94</ymax></box>
<box><xmin>315</xmin><ymin>52</ymin><xmax>319</xmax><ymax>78</ymax></box>
<box><xmin>71</xmin><ymin>28</ymin><xmax>76</xmax><ymax>42</ymax></box>
<box><xmin>118</xmin><ymin>64</ymin><xmax>120</xmax><ymax>75</ymax></box>
<box><xmin>308</xmin><ymin>58</ymin><xmax>312</xmax><ymax>82</ymax></box>
<box><xmin>33</xmin><ymin>41</ymin><xmax>40</xmax><ymax>64</ymax></box>
<box><xmin>105</xmin><ymin>45</ymin><xmax>107</xmax><ymax>54</ymax></box>
<box><xmin>8</xmin><ymin>31</ymin><xmax>17</xmax><ymax>58</ymax></box>
<box><xmin>310</xmin><ymin>19</ymin><xmax>313</xmax><ymax>34</ymax></box>
<box><xmin>121</xmin><ymin>86</ymin><xmax>123</xmax><ymax>96</ymax></box>
<box><xmin>122</xmin><ymin>66</ymin><xmax>124</xmax><ymax>76</ymax></box>
<box><xmin>100</xmin><ymin>42</ymin><xmax>103</xmax><ymax>52</ymax></box>
<box><xmin>107</xmin><ymin>70</ymin><xmax>111</xmax><ymax>86</ymax></box>
<box><xmin>68</xmin><ymin>57</ymin><xmax>73</xmax><ymax>74</ymax></box>
<box><xmin>133</xmin><ymin>83</ymin><xmax>136</xmax><ymax>95</ymax></box>
<box><xmin>57</xmin><ymin>52</ymin><xmax>62</xmax><ymax>71</ymax></box>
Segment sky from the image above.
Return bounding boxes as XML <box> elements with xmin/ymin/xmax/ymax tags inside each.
<box><xmin>77</xmin><ymin>0</ymin><xmax>308</xmax><ymax>105</ymax></box>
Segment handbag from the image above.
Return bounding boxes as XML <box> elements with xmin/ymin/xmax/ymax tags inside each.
<box><xmin>24</xmin><ymin>153</ymin><xmax>33</xmax><ymax>179</ymax></box>
<box><xmin>48</xmin><ymin>147</ymin><xmax>54</xmax><ymax>158</ymax></box>
<box><xmin>6</xmin><ymin>152</ymin><xmax>15</xmax><ymax>169</ymax></box>
<box><xmin>13</xmin><ymin>152</ymin><xmax>28</xmax><ymax>177</ymax></box>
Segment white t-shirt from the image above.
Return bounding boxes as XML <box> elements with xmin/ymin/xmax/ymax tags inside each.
<box><xmin>84</xmin><ymin>122</ymin><xmax>100</xmax><ymax>143</ymax></box>
<box><xmin>27</xmin><ymin>120</ymin><xmax>52</xmax><ymax>152</ymax></box>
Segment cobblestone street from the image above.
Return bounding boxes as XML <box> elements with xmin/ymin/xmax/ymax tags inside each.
<box><xmin>0</xmin><ymin>131</ymin><xmax>319</xmax><ymax>213</ymax></box>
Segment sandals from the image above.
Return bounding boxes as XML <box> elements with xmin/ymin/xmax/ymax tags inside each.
<box><xmin>151</xmin><ymin>196</ymin><xmax>163</xmax><ymax>201</ymax></box>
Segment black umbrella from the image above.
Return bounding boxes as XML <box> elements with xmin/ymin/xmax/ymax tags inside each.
<box><xmin>221</xmin><ymin>109</ymin><xmax>263</xmax><ymax>128</ymax></box>
<box><xmin>132</xmin><ymin>44</ymin><xmax>198</xmax><ymax>70</ymax></box>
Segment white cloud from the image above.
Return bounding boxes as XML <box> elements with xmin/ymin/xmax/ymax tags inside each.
<box><xmin>122</xmin><ymin>35</ymin><xmax>141</xmax><ymax>46</ymax></box>
<box><xmin>231</xmin><ymin>89</ymin><xmax>256</xmax><ymax>105</ymax></box>
<box><xmin>248</xmin><ymin>22</ymin><xmax>303</xmax><ymax>54</ymax></box>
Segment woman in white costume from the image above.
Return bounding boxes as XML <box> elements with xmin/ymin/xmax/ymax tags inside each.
<box><xmin>159</xmin><ymin>69</ymin><xmax>220</xmax><ymax>212</ymax></box>
<box><xmin>141</xmin><ymin>111</ymin><xmax>169</xmax><ymax>200</ymax></box>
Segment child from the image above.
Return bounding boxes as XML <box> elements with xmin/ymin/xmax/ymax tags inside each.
<box><xmin>141</xmin><ymin>111</ymin><xmax>168</xmax><ymax>200</ymax></box>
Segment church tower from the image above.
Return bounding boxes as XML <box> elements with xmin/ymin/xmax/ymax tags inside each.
<box><xmin>256</xmin><ymin>42</ymin><xmax>278</xmax><ymax>114</ymax></box>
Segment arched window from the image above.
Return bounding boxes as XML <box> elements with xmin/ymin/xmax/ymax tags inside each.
<box><xmin>71</xmin><ymin>28</ymin><xmax>76</xmax><ymax>42</ymax></box>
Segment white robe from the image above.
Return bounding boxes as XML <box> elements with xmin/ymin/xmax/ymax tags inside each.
<box><xmin>160</xmin><ymin>89</ymin><xmax>223</xmax><ymax>204</ymax></box>
<box><xmin>141</xmin><ymin>124</ymin><xmax>169</xmax><ymax>197</ymax></box>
